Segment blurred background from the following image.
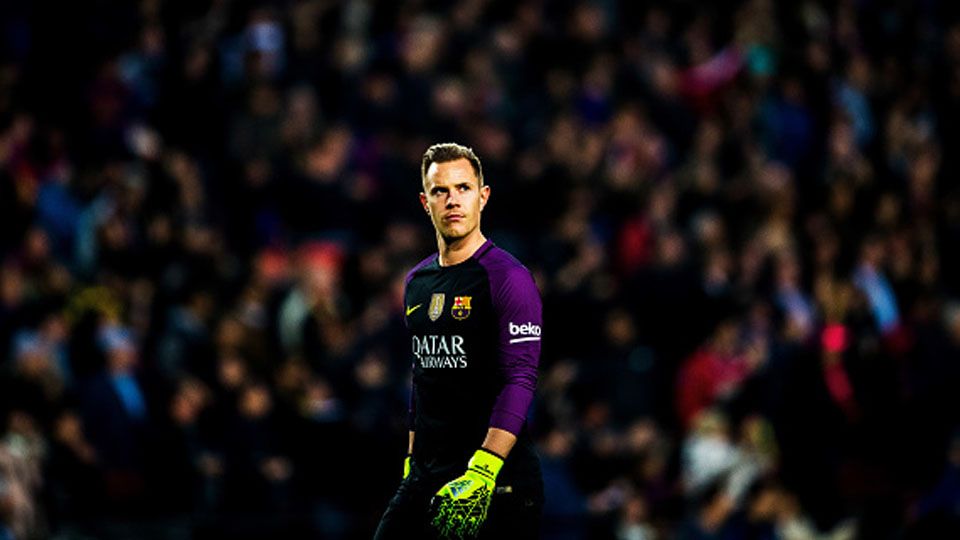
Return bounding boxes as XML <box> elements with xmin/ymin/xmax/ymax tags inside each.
<box><xmin>2</xmin><ymin>0</ymin><xmax>960</xmax><ymax>538</ymax></box>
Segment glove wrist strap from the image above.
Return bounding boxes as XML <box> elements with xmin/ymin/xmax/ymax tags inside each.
<box><xmin>468</xmin><ymin>448</ymin><xmax>504</xmax><ymax>481</ymax></box>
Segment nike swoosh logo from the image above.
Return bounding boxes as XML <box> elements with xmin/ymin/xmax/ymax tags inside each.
<box><xmin>406</xmin><ymin>304</ymin><xmax>423</xmax><ymax>316</ymax></box>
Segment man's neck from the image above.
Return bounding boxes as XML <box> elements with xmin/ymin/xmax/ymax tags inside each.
<box><xmin>437</xmin><ymin>230</ymin><xmax>487</xmax><ymax>267</ymax></box>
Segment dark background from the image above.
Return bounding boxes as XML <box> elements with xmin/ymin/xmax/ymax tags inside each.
<box><xmin>2</xmin><ymin>0</ymin><xmax>960</xmax><ymax>538</ymax></box>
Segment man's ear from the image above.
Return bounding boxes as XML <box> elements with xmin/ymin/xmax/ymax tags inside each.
<box><xmin>479</xmin><ymin>185</ymin><xmax>490</xmax><ymax>211</ymax></box>
<box><xmin>420</xmin><ymin>192</ymin><xmax>429</xmax><ymax>214</ymax></box>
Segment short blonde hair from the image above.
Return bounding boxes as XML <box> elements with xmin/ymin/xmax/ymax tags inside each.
<box><xmin>421</xmin><ymin>142</ymin><xmax>484</xmax><ymax>187</ymax></box>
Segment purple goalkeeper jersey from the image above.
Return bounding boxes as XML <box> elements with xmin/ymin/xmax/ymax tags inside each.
<box><xmin>403</xmin><ymin>240</ymin><xmax>542</xmax><ymax>488</ymax></box>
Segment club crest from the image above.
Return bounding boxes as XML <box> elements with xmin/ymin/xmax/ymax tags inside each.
<box><xmin>429</xmin><ymin>293</ymin><xmax>445</xmax><ymax>321</ymax></box>
<box><xmin>451</xmin><ymin>296</ymin><xmax>472</xmax><ymax>320</ymax></box>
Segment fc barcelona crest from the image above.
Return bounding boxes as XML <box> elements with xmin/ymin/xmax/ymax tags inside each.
<box><xmin>451</xmin><ymin>296</ymin><xmax>472</xmax><ymax>320</ymax></box>
<box><xmin>429</xmin><ymin>293</ymin><xmax>445</xmax><ymax>321</ymax></box>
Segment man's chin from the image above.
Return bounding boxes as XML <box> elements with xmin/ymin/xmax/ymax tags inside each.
<box><xmin>440</xmin><ymin>232</ymin><xmax>467</xmax><ymax>243</ymax></box>
<box><xmin>438</xmin><ymin>227</ymin><xmax>469</xmax><ymax>243</ymax></box>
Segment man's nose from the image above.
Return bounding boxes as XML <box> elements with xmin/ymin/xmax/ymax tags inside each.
<box><xmin>446</xmin><ymin>191</ymin><xmax>461</xmax><ymax>207</ymax></box>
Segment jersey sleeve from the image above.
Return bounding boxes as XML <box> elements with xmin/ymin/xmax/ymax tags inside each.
<box><xmin>407</xmin><ymin>378</ymin><xmax>416</xmax><ymax>430</ymax></box>
<box><xmin>402</xmin><ymin>257</ymin><xmax>431</xmax><ymax>431</ymax></box>
<box><xmin>403</xmin><ymin>269</ymin><xmax>415</xmax><ymax>430</ymax></box>
<box><xmin>488</xmin><ymin>267</ymin><xmax>542</xmax><ymax>435</ymax></box>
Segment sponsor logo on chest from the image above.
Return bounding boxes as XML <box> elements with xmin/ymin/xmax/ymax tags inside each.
<box><xmin>412</xmin><ymin>334</ymin><xmax>468</xmax><ymax>368</ymax></box>
<box><xmin>413</xmin><ymin>292</ymin><xmax>475</xmax><ymax>368</ymax></box>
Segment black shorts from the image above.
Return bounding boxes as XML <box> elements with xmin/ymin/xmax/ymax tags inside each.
<box><xmin>374</xmin><ymin>474</ymin><xmax>543</xmax><ymax>540</ymax></box>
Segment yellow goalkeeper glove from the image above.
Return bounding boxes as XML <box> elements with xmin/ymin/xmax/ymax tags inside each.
<box><xmin>430</xmin><ymin>449</ymin><xmax>503</xmax><ymax>539</ymax></box>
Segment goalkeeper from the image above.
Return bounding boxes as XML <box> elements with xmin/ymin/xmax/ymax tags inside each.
<box><xmin>374</xmin><ymin>143</ymin><xmax>543</xmax><ymax>539</ymax></box>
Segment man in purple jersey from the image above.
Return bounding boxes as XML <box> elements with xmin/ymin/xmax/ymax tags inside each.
<box><xmin>374</xmin><ymin>143</ymin><xmax>543</xmax><ymax>539</ymax></box>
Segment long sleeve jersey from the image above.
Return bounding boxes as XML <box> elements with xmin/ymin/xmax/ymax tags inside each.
<box><xmin>404</xmin><ymin>239</ymin><xmax>542</xmax><ymax>489</ymax></box>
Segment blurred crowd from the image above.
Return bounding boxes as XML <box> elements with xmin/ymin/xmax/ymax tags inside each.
<box><xmin>2</xmin><ymin>0</ymin><xmax>960</xmax><ymax>538</ymax></box>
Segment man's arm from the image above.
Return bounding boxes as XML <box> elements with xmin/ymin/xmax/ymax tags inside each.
<box><xmin>403</xmin><ymin>430</ymin><xmax>415</xmax><ymax>479</ymax></box>
<box><xmin>481</xmin><ymin>427</ymin><xmax>516</xmax><ymax>458</ymax></box>
<box><xmin>404</xmin><ymin>373</ymin><xmax>415</xmax><ymax>478</ymax></box>
<box><xmin>486</xmin><ymin>265</ymin><xmax>542</xmax><ymax>450</ymax></box>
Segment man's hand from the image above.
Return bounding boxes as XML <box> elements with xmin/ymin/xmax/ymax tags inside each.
<box><xmin>430</xmin><ymin>449</ymin><xmax>503</xmax><ymax>539</ymax></box>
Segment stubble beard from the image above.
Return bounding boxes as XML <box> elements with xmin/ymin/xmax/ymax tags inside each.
<box><xmin>436</xmin><ymin>220</ymin><xmax>477</xmax><ymax>247</ymax></box>
<box><xmin>439</xmin><ymin>226</ymin><xmax>468</xmax><ymax>245</ymax></box>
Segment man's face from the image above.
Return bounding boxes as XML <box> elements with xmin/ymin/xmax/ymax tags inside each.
<box><xmin>420</xmin><ymin>158</ymin><xmax>489</xmax><ymax>242</ymax></box>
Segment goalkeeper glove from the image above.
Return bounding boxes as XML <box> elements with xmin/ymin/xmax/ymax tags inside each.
<box><xmin>403</xmin><ymin>454</ymin><xmax>411</xmax><ymax>479</ymax></box>
<box><xmin>430</xmin><ymin>448</ymin><xmax>503</xmax><ymax>539</ymax></box>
